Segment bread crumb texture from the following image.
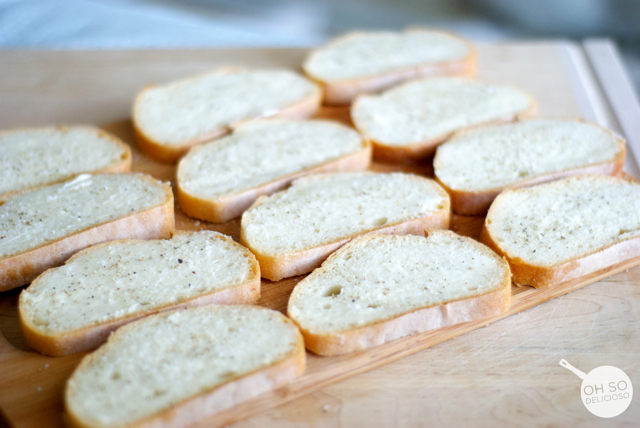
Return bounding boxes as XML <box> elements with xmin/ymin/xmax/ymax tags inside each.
<box><xmin>66</xmin><ymin>306</ymin><xmax>300</xmax><ymax>427</ymax></box>
<box><xmin>178</xmin><ymin>120</ymin><xmax>364</xmax><ymax>199</ymax></box>
<box><xmin>0</xmin><ymin>127</ymin><xmax>127</xmax><ymax>196</ymax></box>
<box><xmin>435</xmin><ymin>120</ymin><xmax>622</xmax><ymax>191</ymax></box>
<box><xmin>304</xmin><ymin>30</ymin><xmax>470</xmax><ymax>81</ymax></box>
<box><xmin>0</xmin><ymin>174</ymin><xmax>166</xmax><ymax>258</ymax></box>
<box><xmin>20</xmin><ymin>231</ymin><xmax>254</xmax><ymax>334</ymax></box>
<box><xmin>289</xmin><ymin>232</ymin><xmax>508</xmax><ymax>332</ymax></box>
<box><xmin>241</xmin><ymin>173</ymin><xmax>448</xmax><ymax>255</ymax></box>
<box><xmin>486</xmin><ymin>175</ymin><xmax>640</xmax><ymax>266</ymax></box>
<box><xmin>352</xmin><ymin>78</ymin><xmax>532</xmax><ymax>146</ymax></box>
<box><xmin>135</xmin><ymin>69</ymin><xmax>319</xmax><ymax>147</ymax></box>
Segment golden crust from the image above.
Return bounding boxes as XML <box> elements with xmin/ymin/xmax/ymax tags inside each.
<box><xmin>241</xmin><ymin>178</ymin><xmax>451</xmax><ymax>281</ymax></box>
<box><xmin>434</xmin><ymin>119</ymin><xmax>627</xmax><ymax>215</ymax></box>
<box><xmin>480</xmin><ymin>175</ymin><xmax>640</xmax><ymax>288</ymax></box>
<box><xmin>176</xmin><ymin>131</ymin><xmax>372</xmax><ymax>223</ymax></box>
<box><xmin>0</xmin><ymin>126</ymin><xmax>132</xmax><ymax>202</ymax></box>
<box><xmin>132</xmin><ymin>70</ymin><xmax>323</xmax><ymax>164</ymax></box>
<box><xmin>303</xmin><ymin>29</ymin><xmax>477</xmax><ymax>106</ymax></box>
<box><xmin>64</xmin><ymin>306</ymin><xmax>305</xmax><ymax>428</ymax></box>
<box><xmin>0</xmin><ymin>174</ymin><xmax>175</xmax><ymax>292</ymax></box>
<box><xmin>288</xmin><ymin>231</ymin><xmax>512</xmax><ymax>355</ymax></box>
<box><xmin>18</xmin><ymin>231</ymin><xmax>260</xmax><ymax>357</ymax></box>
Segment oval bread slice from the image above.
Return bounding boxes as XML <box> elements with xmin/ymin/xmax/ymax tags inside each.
<box><xmin>481</xmin><ymin>175</ymin><xmax>640</xmax><ymax>288</ymax></box>
<box><xmin>133</xmin><ymin>68</ymin><xmax>322</xmax><ymax>163</ymax></box>
<box><xmin>177</xmin><ymin>120</ymin><xmax>371</xmax><ymax>223</ymax></box>
<box><xmin>0</xmin><ymin>173</ymin><xmax>174</xmax><ymax>291</ymax></box>
<box><xmin>0</xmin><ymin>126</ymin><xmax>131</xmax><ymax>201</ymax></box>
<box><xmin>303</xmin><ymin>29</ymin><xmax>475</xmax><ymax>105</ymax></box>
<box><xmin>240</xmin><ymin>172</ymin><xmax>450</xmax><ymax>281</ymax></box>
<box><xmin>19</xmin><ymin>231</ymin><xmax>260</xmax><ymax>356</ymax></box>
<box><xmin>351</xmin><ymin>77</ymin><xmax>536</xmax><ymax>162</ymax></box>
<box><xmin>288</xmin><ymin>231</ymin><xmax>511</xmax><ymax>355</ymax></box>
<box><xmin>435</xmin><ymin>120</ymin><xmax>626</xmax><ymax>215</ymax></box>
<box><xmin>64</xmin><ymin>305</ymin><xmax>305</xmax><ymax>428</ymax></box>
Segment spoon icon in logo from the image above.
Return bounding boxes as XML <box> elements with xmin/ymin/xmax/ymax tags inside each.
<box><xmin>560</xmin><ymin>359</ymin><xmax>633</xmax><ymax>418</ymax></box>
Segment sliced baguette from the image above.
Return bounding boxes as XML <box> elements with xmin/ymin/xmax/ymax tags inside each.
<box><xmin>351</xmin><ymin>77</ymin><xmax>536</xmax><ymax>162</ymax></box>
<box><xmin>240</xmin><ymin>172</ymin><xmax>450</xmax><ymax>281</ymax></box>
<box><xmin>288</xmin><ymin>231</ymin><xmax>511</xmax><ymax>355</ymax></box>
<box><xmin>177</xmin><ymin>120</ymin><xmax>371</xmax><ymax>223</ymax></box>
<box><xmin>19</xmin><ymin>231</ymin><xmax>259</xmax><ymax>356</ymax></box>
<box><xmin>481</xmin><ymin>175</ymin><xmax>640</xmax><ymax>288</ymax></box>
<box><xmin>64</xmin><ymin>305</ymin><xmax>305</xmax><ymax>428</ymax></box>
<box><xmin>0</xmin><ymin>173</ymin><xmax>174</xmax><ymax>292</ymax></box>
<box><xmin>303</xmin><ymin>29</ymin><xmax>476</xmax><ymax>105</ymax></box>
<box><xmin>133</xmin><ymin>68</ymin><xmax>322</xmax><ymax>163</ymax></box>
<box><xmin>0</xmin><ymin>126</ymin><xmax>131</xmax><ymax>201</ymax></box>
<box><xmin>435</xmin><ymin>120</ymin><xmax>626</xmax><ymax>215</ymax></box>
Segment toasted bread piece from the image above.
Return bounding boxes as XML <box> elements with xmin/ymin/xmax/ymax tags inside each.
<box><xmin>65</xmin><ymin>305</ymin><xmax>305</xmax><ymax>428</ymax></box>
<box><xmin>133</xmin><ymin>68</ymin><xmax>322</xmax><ymax>163</ymax></box>
<box><xmin>19</xmin><ymin>231</ymin><xmax>260</xmax><ymax>356</ymax></box>
<box><xmin>288</xmin><ymin>231</ymin><xmax>511</xmax><ymax>355</ymax></box>
<box><xmin>481</xmin><ymin>175</ymin><xmax>640</xmax><ymax>288</ymax></box>
<box><xmin>177</xmin><ymin>120</ymin><xmax>371</xmax><ymax>223</ymax></box>
<box><xmin>0</xmin><ymin>173</ymin><xmax>174</xmax><ymax>291</ymax></box>
<box><xmin>435</xmin><ymin>120</ymin><xmax>626</xmax><ymax>215</ymax></box>
<box><xmin>0</xmin><ymin>126</ymin><xmax>131</xmax><ymax>201</ymax></box>
<box><xmin>351</xmin><ymin>77</ymin><xmax>536</xmax><ymax>162</ymax></box>
<box><xmin>303</xmin><ymin>29</ymin><xmax>475</xmax><ymax>105</ymax></box>
<box><xmin>240</xmin><ymin>172</ymin><xmax>450</xmax><ymax>281</ymax></box>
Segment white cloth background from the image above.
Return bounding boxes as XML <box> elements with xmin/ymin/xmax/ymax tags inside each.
<box><xmin>0</xmin><ymin>0</ymin><xmax>637</xmax><ymax>92</ymax></box>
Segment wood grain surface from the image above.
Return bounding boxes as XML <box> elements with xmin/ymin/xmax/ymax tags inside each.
<box><xmin>1</xmin><ymin>43</ymin><xmax>639</xmax><ymax>428</ymax></box>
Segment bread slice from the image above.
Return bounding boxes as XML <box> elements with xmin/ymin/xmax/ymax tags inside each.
<box><xmin>19</xmin><ymin>231</ymin><xmax>259</xmax><ymax>356</ymax></box>
<box><xmin>0</xmin><ymin>173</ymin><xmax>174</xmax><ymax>292</ymax></box>
<box><xmin>240</xmin><ymin>172</ymin><xmax>450</xmax><ymax>281</ymax></box>
<box><xmin>288</xmin><ymin>231</ymin><xmax>511</xmax><ymax>355</ymax></box>
<box><xmin>351</xmin><ymin>77</ymin><xmax>536</xmax><ymax>162</ymax></box>
<box><xmin>303</xmin><ymin>29</ymin><xmax>476</xmax><ymax>105</ymax></box>
<box><xmin>64</xmin><ymin>305</ymin><xmax>305</xmax><ymax>428</ymax></box>
<box><xmin>435</xmin><ymin>120</ymin><xmax>626</xmax><ymax>215</ymax></box>
<box><xmin>481</xmin><ymin>175</ymin><xmax>640</xmax><ymax>288</ymax></box>
<box><xmin>177</xmin><ymin>120</ymin><xmax>371</xmax><ymax>223</ymax></box>
<box><xmin>133</xmin><ymin>68</ymin><xmax>322</xmax><ymax>163</ymax></box>
<box><xmin>0</xmin><ymin>126</ymin><xmax>131</xmax><ymax>202</ymax></box>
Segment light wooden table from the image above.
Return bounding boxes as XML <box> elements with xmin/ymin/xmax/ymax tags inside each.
<box><xmin>1</xmin><ymin>41</ymin><xmax>639</xmax><ymax>427</ymax></box>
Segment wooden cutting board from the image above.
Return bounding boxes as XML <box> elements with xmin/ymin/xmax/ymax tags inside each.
<box><xmin>1</xmin><ymin>42</ymin><xmax>639</xmax><ymax>428</ymax></box>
